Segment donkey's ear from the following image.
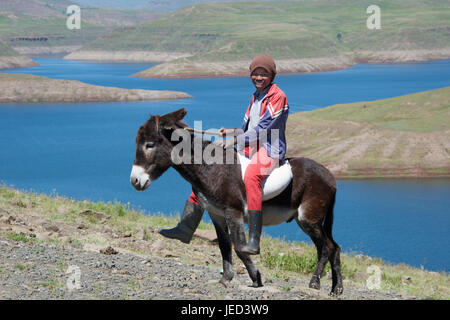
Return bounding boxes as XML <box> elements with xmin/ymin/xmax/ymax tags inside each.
<box><xmin>159</xmin><ymin>108</ymin><xmax>187</xmax><ymax>129</ymax></box>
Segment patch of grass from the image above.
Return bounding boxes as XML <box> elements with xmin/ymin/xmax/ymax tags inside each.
<box><xmin>39</xmin><ymin>276</ymin><xmax>63</xmax><ymax>290</ymax></box>
<box><xmin>281</xmin><ymin>285</ymin><xmax>294</xmax><ymax>292</ymax></box>
<box><xmin>14</xmin><ymin>264</ymin><xmax>27</xmax><ymax>270</ymax></box>
<box><xmin>6</xmin><ymin>232</ymin><xmax>35</xmax><ymax>243</ymax></box>
<box><xmin>382</xmin><ymin>272</ymin><xmax>403</xmax><ymax>288</ymax></box>
<box><xmin>263</xmin><ymin>250</ymin><xmax>325</xmax><ymax>275</ymax></box>
<box><xmin>12</xmin><ymin>199</ymin><xmax>27</xmax><ymax>208</ymax></box>
<box><xmin>48</xmin><ymin>212</ymin><xmax>76</xmax><ymax>224</ymax></box>
<box><xmin>261</xmin><ymin>239</ymin><xmax>357</xmax><ymax>281</ymax></box>
<box><xmin>56</xmin><ymin>259</ymin><xmax>66</xmax><ymax>271</ymax></box>
<box><xmin>84</xmin><ymin>200</ymin><xmax>129</xmax><ymax>217</ymax></box>
<box><xmin>127</xmin><ymin>278</ymin><xmax>141</xmax><ymax>291</ymax></box>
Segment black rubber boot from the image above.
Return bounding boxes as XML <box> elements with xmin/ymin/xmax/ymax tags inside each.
<box><xmin>241</xmin><ymin>210</ymin><xmax>263</xmax><ymax>255</ymax></box>
<box><xmin>158</xmin><ymin>200</ymin><xmax>204</xmax><ymax>244</ymax></box>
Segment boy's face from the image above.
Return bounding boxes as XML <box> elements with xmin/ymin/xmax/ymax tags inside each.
<box><xmin>251</xmin><ymin>67</ymin><xmax>272</xmax><ymax>91</ymax></box>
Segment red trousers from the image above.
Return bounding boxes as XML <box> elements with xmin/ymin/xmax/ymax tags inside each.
<box><xmin>188</xmin><ymin>146</ymin><xmax>278</xmax><ymax>211</ymax></box>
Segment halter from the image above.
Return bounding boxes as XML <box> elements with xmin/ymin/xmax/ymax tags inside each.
<box><xmin>154</xmin><ymin>115</ymin><xmax>160</xmax><ymax>132</ymax></box>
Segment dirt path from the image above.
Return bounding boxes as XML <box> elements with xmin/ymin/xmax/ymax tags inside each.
<box><xmin>0</xmin><ymin>205</ymin><xmax>413</xmax><ymax>300</ymax></box>
<box><xmin>0</xmin><ymin>236</ymin><xmax>412</xmax><ymax>300</ymax></box>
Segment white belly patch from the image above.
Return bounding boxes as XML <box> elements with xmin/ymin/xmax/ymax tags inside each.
<box><xmin>238</xmin><ymin>152</ymin><xmax>293</xmax><ymax>201</ymax></box>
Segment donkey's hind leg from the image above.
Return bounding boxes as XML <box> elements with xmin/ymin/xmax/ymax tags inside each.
<box><xmin>328</xmin><ymin>238</ymin><xmax>343</xmax><ymax>295</ymax></box>
<box><xmin>298</xmin><ymin>221</ymin><xmax>329</xmax><ymax>290</ymax></box>
<box><xmin>225</xmin><ymin>208</ymin><xmax>263</xmax><ymax>288</ymax></box>
<box><xmin>295</xmin><ymin>205</ymin><xmax>331</xmax><ymax>291</ymax></box>
<box><xmin>208</xmin><ymin>212</ymin><xmax>234</xmax><ymax>286</ymax></box>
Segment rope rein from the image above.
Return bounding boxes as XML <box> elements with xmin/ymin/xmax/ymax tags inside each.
<box><xmin>184</xmin><ymin>127</ymin><xmax>223</xmax><ymax>136</ymax></box>
<box><xmin>184</xmin><ymin>127</ymin><xmax>238</xmax><ymax>137</ymax></box>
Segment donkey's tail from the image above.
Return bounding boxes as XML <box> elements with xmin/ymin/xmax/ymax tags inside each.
<box><xmin>323</xmin><ymin>189</ymin><xmax>336</xmax><ymax>240</ymax></box>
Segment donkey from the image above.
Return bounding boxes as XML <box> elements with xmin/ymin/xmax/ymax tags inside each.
<box><xmin>130</xmin><ymin>108</ymin><xmax>343</xmax><ymax>296</ymax></box>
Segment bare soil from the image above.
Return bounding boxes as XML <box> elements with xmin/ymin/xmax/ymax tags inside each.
<box><xmin>0</xmin><ymin>202</ymin><xmax>417</xmax><ymax>300</ymax></box>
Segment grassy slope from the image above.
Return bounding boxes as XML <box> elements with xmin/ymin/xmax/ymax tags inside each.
<box><xmin>1</xmin><ymin>0</ymin><xmax>160</xmax><ymax>26</ymax></box>
<box><xmin>78</xmin><ymin>0</ymin><xmax>450</xmax><ymax>61</ymax></box>
<box><xmin>0</xmin><ymin>185</ymin><xmax>448</xmax><ymax>299</ymax></box>
<box><xmin>0</xmin><ymin>41</ymin><xmax>20</xmax><ymax>57</ymax></box>
<box><xmin>286</xmin><ymin>87</ymin><xmax>450</xmax><ymax>178</ymax></box>
<box><xmin>73</xmin><ymin>0</ymin><xmax>291</xmax><ymax>11</ymax></box>
<box><xmin>0</xmin><ymin>13</ymin><xmax>110</xmax><ymax>48</ymax></box>
<box><xmin>0</xmin><ymin>41</ymin><xmax>38</xmax><ymax>70</ymax></box>
<box><xmin>0</xmin><ymin>0</ymin><xmax>161</xmax><ymax>48</ymax></box>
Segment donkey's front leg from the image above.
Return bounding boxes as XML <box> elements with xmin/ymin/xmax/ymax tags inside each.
<box><xmin>208</xmin><ymin>212</ymin><xmax>234</xmax><ymax>286</ymax></box>
<box><xmin>225</xmin><ymin>208</ymin><xmax>263</xmax><ymax>288</ymax></box>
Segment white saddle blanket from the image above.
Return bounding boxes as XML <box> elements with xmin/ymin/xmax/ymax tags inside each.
<box><xmin>238</xmin><ymin>153</ymin><xmax>293</xmax><ymax>201</ymax></box>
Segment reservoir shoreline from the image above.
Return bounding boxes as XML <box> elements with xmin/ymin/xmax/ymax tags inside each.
<box><xmin>58</xmin><ymin>48</ymin><xmax>450</xmax><ymax>79</ymax></box>
<box><xmin>0</xmin><ymin>73</ymin><xmax>191</xmax><ymax>103</ymax></box>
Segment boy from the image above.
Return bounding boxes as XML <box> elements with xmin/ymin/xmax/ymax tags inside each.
<box><xmin>159</xmin><ymin>54</ymin><xmax>289</xmax><ymax>255</ymax></box>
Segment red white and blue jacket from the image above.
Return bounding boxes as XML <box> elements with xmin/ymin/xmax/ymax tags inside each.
<box><xmin>236</xmin><ymin>83</ymin><xmax>289</xmax><ymax>159</ymax></box>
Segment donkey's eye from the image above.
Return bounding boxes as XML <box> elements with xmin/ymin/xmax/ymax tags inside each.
<box><xmin>145</xmin><ymin>142</ymin><xmax>155</xmax><ymax>150</ymax></box>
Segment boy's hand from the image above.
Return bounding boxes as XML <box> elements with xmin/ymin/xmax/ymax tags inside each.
<box><xmin>218</xmin><ymin>127</ymin><xmax>237</xmax><ymax>137</ymax></box>
<box><xmin>218</xmin><ymin>127</ymin><xmax>227</xmax><ymax>137</ymax></box>
<box><xmin>215</xmin><ymin>137</ymin><xmax>237</xmax><ymax>149</ymax></box>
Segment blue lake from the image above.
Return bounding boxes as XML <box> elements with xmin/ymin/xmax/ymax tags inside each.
<box><xmin>1</xmin><ymin>56</ymin><xmax>449</xmax><ymax>272</ymax></box>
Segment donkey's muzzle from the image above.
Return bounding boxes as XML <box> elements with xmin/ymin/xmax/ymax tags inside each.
<box><xmin>130</xmin><ymin>165</ymin><xmax>151</xmax><ymax>191</ymax></box>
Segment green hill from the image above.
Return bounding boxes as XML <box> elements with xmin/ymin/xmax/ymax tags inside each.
<box><xmin>0</xmin><ymin>0</ymin><xmax>161</xmax><ymax>26</ymax></box>
<box><xmin>0</xmin><ymin>0</ymin><xmax>162</xmax><ymax>54</ymax></box>
<box><xmin>286</xmin><ymin>87</ymin><xmax>450</xmax><ymax>178</ymax></box>
<box><xmin>0</xmin><ymin>41</ymin><xmax>20</xmax><ymax>57</ymax></box>
<box><xmin>72</xmin><ymin>0</ymin><xmax>299</xmax><ymax>12</ymax></box>
<box><xmin>70</xmin><ymin>0</ymin><xmax>450</xmax><ymax>70</ymax></box>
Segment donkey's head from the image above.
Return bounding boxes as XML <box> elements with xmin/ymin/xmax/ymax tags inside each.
<box><xmin>130</xmin><ymin>108</ymin><xmax>187</xmax><ymax>191</ymax></box>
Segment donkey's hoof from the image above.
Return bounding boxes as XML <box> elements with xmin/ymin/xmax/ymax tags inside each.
<box><xmin>330</xmin><ymin>285</ymin><xmax>344</xmax><ymax>296</ymax></box>
<box><xmin>219</xmin><ymin>274</ymin><xmax>234</xmax><ymax>288</ymax></box>
<box><xmin>219</xmin><ymin>278</ymin><xmax>229</xmax><ymax>288</ymax></box>
<box><xmin>250</xmin><ymin>282</ymin><xmax>263</xmax><ymax>288</ymax></box>
<box><xmin>239</xmin><ymin>247</ymin><xmax>260</xmax><ymax>255</ymax></box>
<box><xmin>250</xmin><ymin>270</ymin><xmax>263</xmax><ymax>288</ymax></box>
<box><xmin>309</xmin><ymin>276</ymin><xmax>321</xmax><ymax>290</ymax></box>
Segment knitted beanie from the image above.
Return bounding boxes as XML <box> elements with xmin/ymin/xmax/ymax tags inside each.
<box><xmin>249</xmin><ymin>54</ymin><xmax>277</xmax><ymax>80</ymax></box>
